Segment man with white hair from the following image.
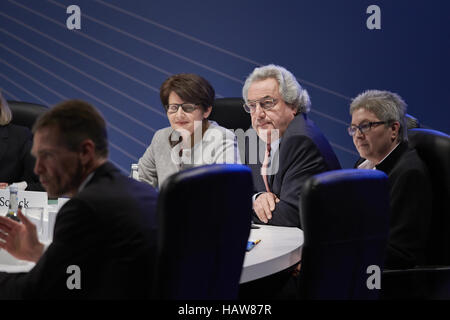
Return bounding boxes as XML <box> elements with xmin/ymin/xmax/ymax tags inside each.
<box><xmin>349</xmin><ymin>90</ymin><xmax>432</xmax><ymax>269</ymax></box>
<box><xmin>243</xmin><ymin>64</ymin><xmax>340</xmax><ymax>227</ymax></box>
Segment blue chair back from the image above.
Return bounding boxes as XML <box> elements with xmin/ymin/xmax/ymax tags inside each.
<box><xmin>154</xmin><ymin>164</ymin><xmax>253</xmax><ymax>299</ymax></box>
<box><xmin>299</xmin><ymin>169</ymin><xmax>390</xmax><ymax>299</ymax></box>
<box><xmin>408</xmin><ymin>128</ymin><xmax>450</xmax><ymax>265</ymax></box>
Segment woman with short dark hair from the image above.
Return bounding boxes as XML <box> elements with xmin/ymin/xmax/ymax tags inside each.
<box><xmin>138</xmin><ymin>74</ymin><xmax>240</xmax><ymax>189</ymax></box>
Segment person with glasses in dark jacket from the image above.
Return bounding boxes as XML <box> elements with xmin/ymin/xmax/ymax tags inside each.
<box><xmin>239</xmin><ymin>64</ymin><xmax>340</xmax><ymax>300</ymax></box>
<box><xmin>242</xmin><ymin>64</ymin><xmax>341</xmax><ymax>228</ymax></box>
<box><xmin>138</xmin><ymin>73</ymin><xmax>239</xmax><ymax>189</ymax></box>
<box><xmin>349</xmin><ymin>90</ymin><xmax>432</xmax><ymax>269</ymax></box>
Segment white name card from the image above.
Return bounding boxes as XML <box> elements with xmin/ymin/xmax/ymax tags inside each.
<box><xmin>0</xmin><ymin>189</ymin><xmax>48</xmax><ymax>214</ymax></box>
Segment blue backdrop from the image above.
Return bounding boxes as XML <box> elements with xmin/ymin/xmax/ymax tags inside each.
<box><xmin>1</xmin><ymin>0</ymin><xmax>449</xmax><ymax>172</ymax></box>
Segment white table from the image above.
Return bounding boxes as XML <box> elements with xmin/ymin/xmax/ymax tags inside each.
<box><xmin>0</xmin><ymin>250</ymin><xmax>35</xmax><ymax>273</ymax></box>
<box><xmin>1</xmin><ymin>222</ymin><xmax>304</xmax><ymax>284</ymax></box>
<box><xmin>240</xmin><ymin>225</ymin><xmax>303</xmax><ymax>283</ymax></box>
<box><xmin>0</xmin><ymin>202</ymin><xmax>59</xmax><ymax>273</ymax></box>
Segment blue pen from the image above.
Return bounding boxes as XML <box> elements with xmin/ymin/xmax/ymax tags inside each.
<box><xmin>246</xmin><ymin>239</ymin><xmax>261</xmax><ymax>251</ymax></box>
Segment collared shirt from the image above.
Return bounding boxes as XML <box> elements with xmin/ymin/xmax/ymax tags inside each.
<box><xmin>268</xmin><ymin>138</ymin><xmax>280</xmax><ymax>164</ymax></box>
<box><xmin>78</xmin><ymin>171</ymin><xmax>95</xmax><ymax>193</ymax></box>
<box><xmin>43</xmin><ymin>170</ymin><xmax>95</xmax><ymax>253</ymax></box>
<box><xmin>357</xmin><ymin>142</ymin><xmax>401</xmax><ymax>170</ymax></box>
<box><xmin>252</xmin><ymin>137</ymin><xmax>281</xmax><ymax>202</ymax></box>
<box><xmin>168</xmin><ymin>121</ymin><xmax>240</xmax><ymax>171</ymax></box>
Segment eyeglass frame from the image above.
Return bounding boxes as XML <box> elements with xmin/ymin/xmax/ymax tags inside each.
<box><xmin>164</xmin><ymin>103</ymin><xmax>201</xmax><ymax>114</ymax></box>
<box><xmin>347</xmin><ymin>120</ymin><xmax>393</xmax><ymax>136</ymax></box>
<box><xmin>243</xmin><ymin>97</ymin><xmax>279</xmax><ymax>113</ymax></box>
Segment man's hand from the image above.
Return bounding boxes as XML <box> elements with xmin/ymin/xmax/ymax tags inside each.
<box><xmin>0</xmin><ymin>208</ymin><xmax>44</xmax><ymax>262</ymax></box>
<box><xmin>253</xmin><ymin>192</ymin><xmax>280</xmax><ymax>223</ymax></box>
<box><xmin>0</xmin><ymin>182</ymin><xmax>8</xmax><ymax>189</ymax></box>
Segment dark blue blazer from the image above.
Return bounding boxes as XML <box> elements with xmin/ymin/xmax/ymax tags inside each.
<box><xmin>374</xmin><ymin>142</ymin><xmax>432</xmax><ymax>269</ymax></box>
<box><xmin>0</xmin><ymin>162</ymin><xmax>158</xmax><ymax>299</ymax></box>
<box><xmin>246</xmin><ymin>113</ymin><xmax>341</xmax><ymax>227</ymax></box>
<box><xmin>0</xmin><ymin>124</ymin><xmax>42</xmax><ymax>191</ymax></box>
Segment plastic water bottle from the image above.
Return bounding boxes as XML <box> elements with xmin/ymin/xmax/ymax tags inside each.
<box><xmin>130</xmin><ymin>164</ymin><xmax>139</xmax><ymax>181</ymax></box>
<box><xmin>6</xmin><ymin>185</ymin><xmax>20</xmax><ymax>222</ymax></box>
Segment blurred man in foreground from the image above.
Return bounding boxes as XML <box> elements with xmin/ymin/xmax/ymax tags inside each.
<box><xmin>0</xmin><ymin>100</ymin><xmax>158</xmax><ymax>299</ymax></box>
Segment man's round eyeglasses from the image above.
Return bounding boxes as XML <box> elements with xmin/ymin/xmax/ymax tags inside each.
<box><xmin>165</xmin><ymin>103</ymin><xmax>200</xmax><ymax>114</ymax></box>
<box><xmin>243</xmin><ymin>98</ymin><xmax>278</xmax><ymax>113</ymax></box>
<box><xmin>347</xmin><ymin>121</ymin><xmax>390</xmax><ymax>136</ymax></box>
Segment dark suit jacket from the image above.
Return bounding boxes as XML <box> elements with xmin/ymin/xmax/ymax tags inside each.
<box><xmin>0</xmin><ymin>162</ymin><xmax>158</xmax><ymax>299</ymax></box>
<box><xmin>246</xmin><ymin>113</ymin><xmax>341</xmax><ymax>227</ymax></box>
<box><xmin>0</xmin><ymin>124</ymin><xmax>43</xmax><ymax>191</ymax></box>
<box><xmin>373</xmin><ymin>142</ymin><xmax>432</xmax><ymax>269</ymax></box>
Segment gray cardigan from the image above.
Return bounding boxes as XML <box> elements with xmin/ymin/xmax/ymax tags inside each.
<box><xmin>138</xmin><ymin>121</ymin><xmax>240</xmax><ymax>189</ymax></box>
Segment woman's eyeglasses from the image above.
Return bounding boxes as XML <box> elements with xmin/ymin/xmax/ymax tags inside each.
<box><xmin>165</xmin><ymin>103</ymin><xmax>200</xmax><ymax>114</ymax></box>
<box><xmin>347</xmin><ymin>121</ymin><xmax>390</xmax><ymax>136</ymax></box>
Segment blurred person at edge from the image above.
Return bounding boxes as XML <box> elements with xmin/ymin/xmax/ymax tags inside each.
<box><xmin>0</xmin><ymin>91</ymin><xmax>42</xmax><ymax>191</ymax></box>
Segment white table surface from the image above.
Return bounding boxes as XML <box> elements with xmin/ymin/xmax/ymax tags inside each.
<box><xmin>1</xmin><ymin>221</ymin><xmax>304</xmax><ymax>285</ymax></box>
<box><xmin>0</xmin><ymin>203</ymin><xmax>58</xmax><ymax>273</ymax></box>
<box><xmin>0</xmin><ymin>250</ymin><xmax>35</xmax><ymax>273</ymax></box>
<box><xmin>240</xmin><ymin>225</ymin><xmax>304</xmax><ymax>283</ymax></box>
